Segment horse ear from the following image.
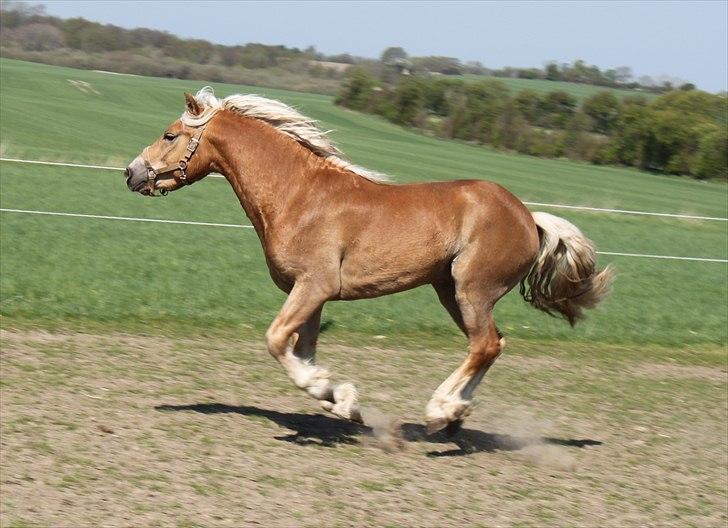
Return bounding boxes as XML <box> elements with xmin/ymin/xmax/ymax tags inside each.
<box><xmin>184</xmin><ymin>92</ymin><xmax>202</xmax><ymax>116</ymax></box>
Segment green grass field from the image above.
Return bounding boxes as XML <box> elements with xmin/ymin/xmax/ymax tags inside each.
<box><xmin>1</xmin><ymin>58</ymin><xmax>726</xmax><ymax>347</ymax></box>
<box><xmin>462</xmin><ymin>73</ymin><xmax>659</xmax><ymax>101</ymax></box>
<box><xmin>1</xmin><ymin>59</ymin><xmax>727</xmax><ymax>528</ymax></box>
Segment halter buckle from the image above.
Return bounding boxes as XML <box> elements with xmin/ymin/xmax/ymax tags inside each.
<box><xmin>186</xmin><ymin>137</ymin><xmax>200</xmax><ymax>152</ymax></box>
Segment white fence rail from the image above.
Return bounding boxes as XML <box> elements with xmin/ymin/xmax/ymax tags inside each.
<box><xmin>2</xmin><ymin>157</ymin><xmax>726</xmax><ymax>222</ymax></box>
<box><xmin>2</xmin><ymin>208</ymin><xmax>725</xmax><ymax>263</ymax></box>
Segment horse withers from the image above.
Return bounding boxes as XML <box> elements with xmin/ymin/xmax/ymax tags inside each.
<box><xmin>124</xmin><ymin>88</ymin><xmax>613</xmax><ymax>435</ymax></box>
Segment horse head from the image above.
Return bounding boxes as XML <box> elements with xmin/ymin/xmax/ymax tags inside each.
<box><xmin>124</xmin><ymin>93</ymin><xmax>215</xmax><ymax>196</ymax></box>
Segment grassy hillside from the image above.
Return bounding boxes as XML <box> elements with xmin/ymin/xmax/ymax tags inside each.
<box><xmin>1</xmin><ymin>60</ymin><xmax>721</xmax><ymax>214</ymax></box>
<box><xmin>462</xmin><ymin>73</ymin><xmax>658</xmax><ymax>101</ymax></box>
<box><xmin>1</xmin><ymin>58</ymin><xmax>726</xmax><ymax>347</ymax></box>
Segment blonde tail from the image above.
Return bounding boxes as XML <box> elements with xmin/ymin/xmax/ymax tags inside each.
<box><xmin>520</xmin><ymin>212</ymin><xmax>614</xmax><ymax>326</ymax></box>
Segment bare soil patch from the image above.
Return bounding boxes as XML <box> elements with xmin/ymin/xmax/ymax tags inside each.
<box><xmin>1</xmin><ymin>329</ymin><xmax>726</xmax><ymax>527</ymax></box>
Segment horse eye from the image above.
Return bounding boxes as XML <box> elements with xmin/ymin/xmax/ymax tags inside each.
<box><xmin>163</xmin><ymin>133</ymin><xmax>177</xmax><ymax>141</ymax></box>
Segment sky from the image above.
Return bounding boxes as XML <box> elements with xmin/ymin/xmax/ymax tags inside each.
<box><xmin>42</xmin><ymin>0</ymin><xmax>728</xmax><ymax>92</ymax></box>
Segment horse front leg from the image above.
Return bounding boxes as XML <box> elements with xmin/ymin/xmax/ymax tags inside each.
<box><xmin>265</xmin><ymin>282</ymin><xmax>362</xmax><ymax>422</ymax></box>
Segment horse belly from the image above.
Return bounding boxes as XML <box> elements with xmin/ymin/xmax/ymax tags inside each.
<box><xmin>338</xmin><ymin>232</ymin><xmax>452</xmax><ymax>299</ymax></box>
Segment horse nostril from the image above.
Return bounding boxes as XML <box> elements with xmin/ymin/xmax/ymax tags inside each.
<box><xmin>124</xmin><ymin>168</ymin><xmax>131</xmax><ymax>179</ymax></box>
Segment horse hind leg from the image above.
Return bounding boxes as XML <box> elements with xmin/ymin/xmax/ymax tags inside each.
<box><xmin>425</xmin><ymin>318</ymin><xmax>504</xmax><ymax>434</ymax></box>
<box><xmin>426</xmin><ymin>275</ymin><xmax>506</xmax><ymax>435</ymax></box>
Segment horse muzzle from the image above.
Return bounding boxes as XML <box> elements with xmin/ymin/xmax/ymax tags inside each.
<box><xmin>124</xmin><ymin>156</ymin><xmax>153</xmax><ymax>194</ymax></box>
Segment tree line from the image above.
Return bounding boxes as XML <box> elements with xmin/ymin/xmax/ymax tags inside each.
<box><xmin>1</xmin><ymin>3</ymin><xmax>315</xmax><ymax>68</ymax></box>
<box><xmin>0</xmin><ymin>2</ymin><xmax>348</xmax><ymax>94</ymax></box>
<box><xmin>3</xmin><ymin>3</ymin><xmax>692</xmax><ymax>96</ymax></box>
<box><xmin>376</xmin><ymin>47</ymin><xmax>687</xmax><ymax>93</ymax></box>
<box><xmin>2</xmin><ymin>3</ymin><xmax>725</xmax><ymax>180</ymax></box>
<box><xmin>336</xmin><ymin>69</ymin><xmax>727</xmax><ymax>180</ymax></box>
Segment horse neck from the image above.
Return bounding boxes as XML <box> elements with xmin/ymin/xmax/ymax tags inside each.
<box><xmin>207</xmin><ymin>112</ymin><xmax>329</xmax><ymax>238</ymax></box>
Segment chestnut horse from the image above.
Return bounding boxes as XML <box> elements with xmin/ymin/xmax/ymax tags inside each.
<box><xmin>125</xmin><ymin>88</ymin><xmax>612</xmax><ymax>435</ymax></box>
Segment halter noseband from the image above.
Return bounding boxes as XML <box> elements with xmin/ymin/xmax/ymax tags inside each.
<box><xmin>141</xmin><ymin>122</ymin><xmax>208</xmax><ymax>196</ymax></box>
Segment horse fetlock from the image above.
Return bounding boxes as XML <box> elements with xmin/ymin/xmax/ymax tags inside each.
<box><xmin>305</xmin><ymin>375</ymin><xmax>334</xmax><ymax>401</ymax></box>
<box><xmin>424</xmin><ymin>395</ymin><xmax>472</xmax><ymax>434</ymax></box>
<box><xmin>291</xmin><ymin>363</ymin><xmax>328</xmax><ymax>388</ymax></box>
<box><xmin>291</xmin><ymin>364</ymin><xmax>333</xmax><ymax>399</ymax></box>
<box><xmin>320</xmin><ymin>382</ymin><xmax>362</xmax><ymax>423</ymax></box>
<box><xmin>333</xmin><ymin>382</ymin><xmax>358</xmax><ymax>404</ymax></box>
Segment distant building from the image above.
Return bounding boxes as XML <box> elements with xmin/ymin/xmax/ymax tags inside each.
<box><xmin>307</xmin><ymin>61</ymin><xmax>352</xmax><ymax>73</ymax></box>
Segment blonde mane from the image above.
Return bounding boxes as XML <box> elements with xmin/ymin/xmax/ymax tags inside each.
<box><xmin>181</xmin><ymin>87</ymin><xmax>388</xmax><ymax>182</ymax></box>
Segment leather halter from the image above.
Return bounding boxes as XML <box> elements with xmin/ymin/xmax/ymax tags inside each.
<box><xmin>141</xmin><ymin>123</ymin><xmax>208</xmax><ymax>196</ymax></box>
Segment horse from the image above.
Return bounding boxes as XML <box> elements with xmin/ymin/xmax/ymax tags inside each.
<box><xmin>124</xmin><ymin>87</ymin><xmax>613</xmax><ymax>435</ymax></box>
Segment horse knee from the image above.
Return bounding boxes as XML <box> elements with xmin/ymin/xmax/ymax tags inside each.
<box><xmin>265</xmin><ymin>326</ymin><xmax>288</xmax><ymax>357</ymax></box>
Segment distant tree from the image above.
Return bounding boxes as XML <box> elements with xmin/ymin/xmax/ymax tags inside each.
<box><xmin>517</xmin><ymin>68</ymin><xmax>542</xmax><ymax>80</ymax></box>
<box><xmin>180</xmin><ymin>39</ymin><xmax>215</xmax><ymax>64</ymax></box>
<box><xmin>582</xmin><ymin>92</ymin><xmax>622</xmax><ymax>134</ymax></box>
<box><xmin>378</xmin><ymin>47</ymin><xmax>410</xmax><ymax>82</ymax></box>
<box><xmin>392</xmin><ymin>77</ymin><xmax>427</xmax><ymax>126</ymax></box>
<box><xmin>603</xmin><ymin>69</ymin><xmax>618</xmax><ymax>85</ymax></box>
<box><xmin>538</xmin><ymin>90</ymin><xmax>577</xmax><ymax>128</ymax></box>
<box><xmin>679</xmin><ymin>83</ymin><xmax>696</xmax><ymax>91</ymax></box>
<box><xmin>652</xmin><ymin>90</ymin><xmax>728</xmax><ymax>124</ymax></box>
<box><xmin>61</xmin><ymin>17</ymin><xmax>93</xmax><ymax>49</ymax></box>
<box><xmin>0</xmin><ymin>1</ymin><xmax>46</xmax><ymax>29</ymax></box>
<box><xmin>545</xmin><ymin>62</ymin><xmax>560</xmax><ymax>81</ymax></box>
<box><xmin>335</xmin><ymin>67</ymin><xmax>378</xmax><ymax>110</ymax></box>
<box><xmin>380</xmin><ymin>47</ymin><xmax>408</xmax><ymax>64</ymax></box>
<box><xmin>463</xmin><ymin>61</ymin><xmax>487</xmax><ymax>75</ymax></box>
<box><xmin>622</xmin><ymin>95</ymin><xmax>648</xmax><ymax>106</ymax></box>
<box><xmin>411</xmin><ymin>56</ymin><xmax>463</xmax><ymax>75</ymax></box>
<box><xmin>422</xmin><ymin>77</ymin><xmax>462</xmax><ymax>116</ymax></box>
<box><xmin>219</xmin><ymin>45</ymin><xmax>244</xmax><ymax>67</ymax></box>
<box><xmin>607</xmin><ymin>101</ymin><xmax>652</xmax><ymax>168</ymax></box>
<box><xmin>76</xmin><ymin>23</ymin><xmax>129</xmax><ymax>52</ymax></box>
<box><xmin>606</xmin><ymin>89</ymin><xmax>727</xmax><ymax>178</ymax></box>
<box><xmin>6</xmin><ymin>22</ymin><xmax>64</xmax><ymax>51</ymax></box>
<box><xmin>303</xmin><ymin>45</ymin><xmax>321</xmax><ymax>59</ymax></box>
<box><xmin>451</xmin><ymin>79</ymin><xmax>510</xmax><ymax>143</ymax></box>
<box><xmin>568</xmin><ymin>59</ymin><xmax>590</xmax><ymax>82</ymax></box>
<box><xmin>614</xmin><ymin>66</ymin><xmax>633</xmax><ymax>84</ymax></box>
<box><xmin>695</xmin><ymin>127</ymin><xmax>728</xmax><ymax>179</ymax></box>
<box><xmin>127</xmin><ymin>27</ymin><xmax>175</xmax><ymax>48</ymax></box>
<box><xmin>562</xmin><ymin>110</ymin><xmax>601</xmax><ymax>160</ymax></box>
<box><xmin>513</xmin><ymin>89</ymin><xmax>542</xmax><ymax>124</ymax></box>
<box><xmin>327</xmin><ymin>53</ymin><xmax>355</xmax><ymax>64</ymax></box>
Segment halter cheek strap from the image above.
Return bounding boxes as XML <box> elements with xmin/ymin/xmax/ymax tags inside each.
<box><xmin>141</xmin><ymin>123</ymin><xmax>208</xmax><ymax>196</ymax></box>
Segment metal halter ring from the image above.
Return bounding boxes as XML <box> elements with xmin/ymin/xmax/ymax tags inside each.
<box><xmin>178</xmin><ymin>160</ymin><xmax>188</xmax><ymax>183</ymax></box>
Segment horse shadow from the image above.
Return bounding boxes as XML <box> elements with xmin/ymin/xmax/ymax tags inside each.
<box><xmin>155</xmin><ymin>403</ymin><xmax>602</xmax><ymax>456</ymax></box>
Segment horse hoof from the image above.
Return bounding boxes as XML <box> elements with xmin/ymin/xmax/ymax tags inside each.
<box><xmin>425</xmin><ymin>417</ymin><xmax>449</xmax><ymax>435</ymax></box>
<box><xmin>348</xmin><ymin>406</ymin><xmax>363</xmax><ymax>423</ymax></box>
<box><xmin>445</xmin><ymin>419</ymin><xmax>464</xmax><ymax>437</ymax></box>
